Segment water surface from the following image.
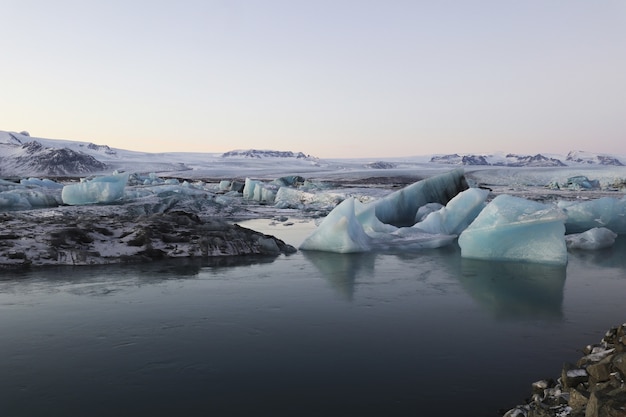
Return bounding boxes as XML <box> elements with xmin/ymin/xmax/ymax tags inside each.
<box><xmin>1</xmin><ymin>220</ymin><xmax>625</xmax><ymax>416</ymax></box>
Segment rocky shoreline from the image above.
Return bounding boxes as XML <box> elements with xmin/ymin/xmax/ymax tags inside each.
<box><xmin>0</xmin><ymin>201</ymin><xmax>296</xmax><ymax>268</ymax></box>
<box><xmin>503</xmin><ymin>323</ymin><xmax>626</xmax><ymax>417</ymax></box>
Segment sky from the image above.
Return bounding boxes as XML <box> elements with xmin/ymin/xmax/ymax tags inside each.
<box><xmin>1</xmin><ymin>1</ymin><xmax>625</xmax><ymax>158</ymax></box>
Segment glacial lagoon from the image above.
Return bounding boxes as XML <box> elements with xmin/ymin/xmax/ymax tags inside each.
<box><xmin>1</xmin><ymin>220</ymin><xmax>626</xmax><ymax>417</ymax></box>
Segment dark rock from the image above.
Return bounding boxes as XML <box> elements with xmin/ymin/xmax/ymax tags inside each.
<box><xmin>503</xmin><ymin>324</ymin><xmax>626</xmax><ymax>417</ymax></box>
<box><xmin>0</xmin><ymin>204</ymin><xmax>296</xmax><ymax>268</ymax></box>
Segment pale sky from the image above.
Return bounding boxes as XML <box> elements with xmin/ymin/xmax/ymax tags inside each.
<box><xmin>2</xmin><ymin>0</ymin><xmax>625</xmax><ymax>158</ymax></box>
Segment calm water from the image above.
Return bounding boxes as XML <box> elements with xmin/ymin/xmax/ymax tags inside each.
<box><xmin>1</xmin><ymin>219</ymin><xmax>626</xmax><ymax>417</ymax></box>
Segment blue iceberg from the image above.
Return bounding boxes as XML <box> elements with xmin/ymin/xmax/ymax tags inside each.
<box><xmin>61</xmin><ymin>173</ymin><xmax>129</xmax><ymax>205</ymax></box>
<box><xmin>458</xmin><ymin>195</ymin><xmax>568</xmax><ymax>265</ymax></box>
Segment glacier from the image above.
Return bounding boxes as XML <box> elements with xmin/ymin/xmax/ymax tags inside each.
<box><xmin>458</xmin><ymin>195</ymin><xmax>568</xmax><ymax>265</ymax></box>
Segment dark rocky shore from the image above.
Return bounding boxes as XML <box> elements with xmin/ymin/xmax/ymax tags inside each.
<box><xmin>503</xmin><ymin>323</ymin><xmax>626</xmax><ymax>417</ymax></box>
<box><xmin>0</xmin><ymin>202</ymin><xmax>296</xmax><ymax>268</ymax></box>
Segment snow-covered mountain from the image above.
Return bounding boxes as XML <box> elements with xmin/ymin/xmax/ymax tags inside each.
<box><xmin>1</xmin><ymin>130</ymin><xmax>625</xmax><ymax>179</ymax></box>
<box><xmin>0</xmin><ymin>131</ymin><xmax>108</xmax><ymax>176</ymax></box>
<box><xmin>565</xmin><ymin>150</ymin><xmax>624</xmax><ymax>166</ymax></box>
<box><xmin>222</xmin><ymin>149</ymin><xmax>314</xmax><ymax>160</ymax></box>
<box><xmin>430</xmin><ymin>152</ymin><xmax>621</xmax><ymax>167</ymax></box>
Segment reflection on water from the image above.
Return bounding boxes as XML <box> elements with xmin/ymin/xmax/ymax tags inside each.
<box><xmin>460</xmin><ymin>259</ymin><xmax>566</xmax><ymax>319</ymax></box>
<box><xmin>302</xmin><ymin>251</ymin><xmax>376</xmax><ymax>300</ymax></box>
<box><xmin>567</xmin><ymin>235</ymin><xmax>626</xmax><ymax>269</ymax></box>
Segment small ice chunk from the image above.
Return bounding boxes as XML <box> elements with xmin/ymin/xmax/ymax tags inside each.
<box><xmin>565</xmin><ymin>227</ymin><xmax>617</xmax><ymax>250</ymax></box>
<box><xmin>566</xmin><ymin>369</ymin><xmax>588</xmax><ymax>378</ymax></box>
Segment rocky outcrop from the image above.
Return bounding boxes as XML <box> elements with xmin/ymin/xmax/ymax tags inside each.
<box><xmin>0</xmin><ymin>204</ymin><xmax>296</xmax><ymax>268</ymax></box>
<box><xmin>503</xmin><ymin>323</ymin><xmax>626</xmax><ymax>417</ymax></box>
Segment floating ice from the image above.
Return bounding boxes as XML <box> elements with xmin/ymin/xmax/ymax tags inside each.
<box><xmin>565</xmin><ymin>227</ymin><xmax>617</xmax><ymax>250</ymax></box>
<box><xmin>274</xmin><ymin>187</ymin><xmax>344</xmax><ymax>211</ymax></box>
<box><xmin>414</xmin><ymin>188</ymin><xmax>489</xmax><ymax>235</ymax></box>
<box><xmin>458</xmin><ymin>195</ymin><xmax>568</xmax><ymax>265</ymax></box>
<box><xmin>300</xmin><ymin>197</ymin><xmax>372</xmax><ymax>253</ymax></box>
<box><xmin>61</xmin><ymin>173</ymin><xmax>129</xmax><ymax>205</ymax></box>
<box><xmin>371</xmin><ymin>168</ymin><xmax>468</xmax><ymax>227</ymax></box>
<box><xmin>20</xmin><ymin>178</ymin><xmax>64</xmax><ymax>189</ymax></box>
<box><xmin>242</xmin><ymin>178</ymin><xmax>277</xmax><ymax>203</ymax></box>
<box><xmin>0</xmin><ymin>188</ymin><xmax>62</xmax><ymax>210</ymax></box>
<box><xmin>558</xmin><ymin>197</ymin><xmax>626</xmax><ymax>234</ymax></box>
<box><xmin>300</xmin><ymin>170</ymin><xmax>469</xmax><ymax>253</ymax></box>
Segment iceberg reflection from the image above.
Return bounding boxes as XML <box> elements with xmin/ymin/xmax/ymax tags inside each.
<box><xmin>302</xmin><ymin>251</ymin><xmax>376</xmax><ymax>300</ymax></box>
<box><xmin>459</xmin><ymin>258</ymin><xmax>566</xmax><ymax>320</ymax></box>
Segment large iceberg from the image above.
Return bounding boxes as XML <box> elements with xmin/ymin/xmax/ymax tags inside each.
<box><xmin>62</xmin><ymin>173</ymin><xmax>129</xmax><ymax>205</ymax></box>
<box><xmin>458</xmin><ymin>195</ymin><xmax>568</xmax><ymax>265</ymax></box>
<box><xmin>300</xmin><ymin>170</ymin><xmax>471</xmax><ymax>253</ymax></box>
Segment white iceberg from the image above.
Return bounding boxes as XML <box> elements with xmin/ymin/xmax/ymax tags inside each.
<box><xmin>458</xmin><ymin>195</ymin><xmax>568</xmax><ymax>265</ymax></box>
<box><xmin>61</xmin><ymin>173</ymin><xmax>129</xmax><ymax>205</ymax></box>
<box><xmin>565</xmin><ymin>227</ymin><xmax>617</xmax><ymax>250</ymax></box>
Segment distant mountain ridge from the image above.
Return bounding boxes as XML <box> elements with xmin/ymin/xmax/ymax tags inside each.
<box><xmin>221</xmin><ymin>149</ymin><xmax>314</xmax><ymax>159</ymax></box>
<box><xmin>430</xmin><ymin>152</ymin><xmax>623</xmax><ymax>167</ymax></box>
<box><xmin>1</xmin><ymin>130</ymin><xmax>625</xmax><ymax>178</ymax></box>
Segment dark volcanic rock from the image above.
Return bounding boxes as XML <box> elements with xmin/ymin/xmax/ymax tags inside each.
<box><xmin>503</xmin><ymin>322</ymin><xmax>626</xmax><ymax>417</ymax></box>
<box><xmin>0</xmin><ymin>205</ymin><xmax>296</xmax><ymax>268</ymax></box>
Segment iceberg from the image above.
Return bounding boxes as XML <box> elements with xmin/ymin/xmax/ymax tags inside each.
<box><xmin>300</xmin><ymin>170</ymin><xmax>469</xmax><ymax>253</ymax></box>
<box><xmin>20</xmin><ymin>178</ymin><xmax>64</xmax><ymax>189</ymax></box>
<box><xmin>300</xmin><ymin>198</ymin><xmax>372</xmax><ymax>253</ymax></box>
<box><xmin>242</xmin><ymin>178</ymin><xmax>277</xmax><ymax>203</ymax></box>
<box><xmin>558</xmin><ymin>197</ymin><xmax>626</xmax><ymax>234</ymax></box>
<box><xmin>274</xmin><ymin>187</ymin><xmax>344</xmax><ymax>211</ymax></box>
<box><xmin>565</xmin><ymin>227</ymin><xmax>617</xmax><ymax>250</ymax></box>
<box><xmin>0</xmin><ymin>188</ymin><xmax>62</xmax><ymax>210</ymax></box>
<box><xmin>371</xmin><ymin>168</ymin><xmax>468</xmax><ymax>227</ymax></box>
<box><xmin>61</xmin><ymin>173</ymin><xmax>129</xmax><ymax>205</ymax></box>
<box><xmin>458</xmin><ymin>195</ymin><xmax>568</xmax><ymax>265</ymax></box>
